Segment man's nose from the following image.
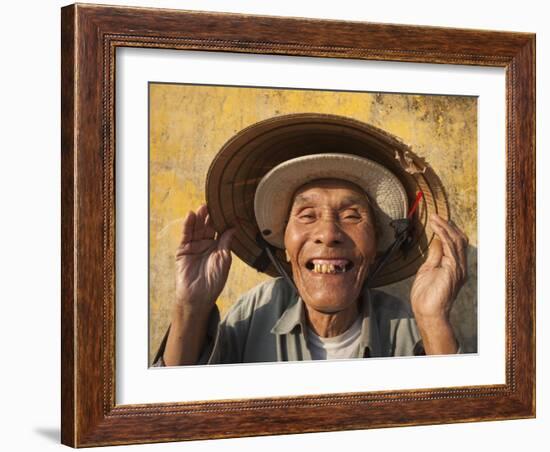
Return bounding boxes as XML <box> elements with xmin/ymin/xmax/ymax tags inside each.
<box><xmin>313</xmin><ymin>218</ymin><xmax>344</xmax><ymax>246</ymax></box>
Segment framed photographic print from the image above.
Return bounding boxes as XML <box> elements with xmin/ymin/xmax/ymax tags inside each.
<box><xmin>61</xmin><ymin>3</ymin><xmax>535</xmax><ymax>447</ymax></box>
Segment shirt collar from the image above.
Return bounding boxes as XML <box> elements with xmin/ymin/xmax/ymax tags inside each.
<box><xmin>270</xmin><ymin>290</ymin><xmax>306</xmax><ymax>335</ymax></box>
<box><xmin>270</xmin><ymin>286</ymin><xmax>382</xmax><ymax>356</ymax></box>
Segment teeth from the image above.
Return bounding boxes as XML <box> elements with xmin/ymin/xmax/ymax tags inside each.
<box><xmin>312</xmin><ymin>263</ymin><xmax>346</xmax><ymax>274</ymax></box>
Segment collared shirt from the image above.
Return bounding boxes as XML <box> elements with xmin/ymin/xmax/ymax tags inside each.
<box><xmin>154</xmin><ymin>277</ymin><xmax>426</xmax><ymax>366</ymax></box>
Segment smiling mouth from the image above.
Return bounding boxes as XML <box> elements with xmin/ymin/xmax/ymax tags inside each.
<box><xmin>305</xmin><ymin>258</ymin><xmax>354</xmax><ymax>274</ymax></box>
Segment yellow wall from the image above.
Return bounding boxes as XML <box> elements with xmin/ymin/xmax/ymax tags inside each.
<box><xmin>149</xmin><ymin>84</ymin><xmax>478</xmax><ymax>363</ymax></box>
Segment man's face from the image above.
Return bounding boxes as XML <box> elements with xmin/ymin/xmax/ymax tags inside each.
<box><xmin>284</xmin><ymin>179</ymin><xmax>377</xmax><ymax>314</ymax></box>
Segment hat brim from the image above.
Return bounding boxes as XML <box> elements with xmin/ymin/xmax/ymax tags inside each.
<box><xmin>206</xmin><ymin>113</ymin><xmax>449</xmax><ymax>287</ymax></box>
<box><xmin>254</xmin><ymin>153</ymin><xmax>408</xmax><ymax>252</ymax></box>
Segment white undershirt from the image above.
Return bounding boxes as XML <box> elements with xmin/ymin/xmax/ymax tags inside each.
<box><xmin>306</xmin><ymin>316</ymin><xmax>363</xmax><ymax>360</ymax></box>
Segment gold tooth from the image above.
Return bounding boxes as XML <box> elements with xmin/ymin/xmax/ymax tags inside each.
<box><xmin>322</xmin><ymin>264</ymin><xmax>327</xmax><ymax>273</ymax></box>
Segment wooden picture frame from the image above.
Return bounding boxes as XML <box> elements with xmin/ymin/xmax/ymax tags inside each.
<box><xmin>61</xmin><ymin>3</ymin><xmax>535</xmax><ymax>447</ymax></box>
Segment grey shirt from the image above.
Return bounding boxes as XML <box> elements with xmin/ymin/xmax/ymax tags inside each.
<box><xmin>154</xmin><ymin>277</ymin><xmax>426</xmax><ymax>365</ymax></box>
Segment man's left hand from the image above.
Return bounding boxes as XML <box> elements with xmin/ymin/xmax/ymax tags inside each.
<box><xmin>410</xmin><ymin>214</ymin><xmax>469</xmax><ymax>354</ymax></box>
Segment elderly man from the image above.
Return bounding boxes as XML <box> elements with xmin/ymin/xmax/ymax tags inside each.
<box><xmin>159</xmin><ymin>153</ymin><xmax>468</xmax><ymax>366</ymax></box>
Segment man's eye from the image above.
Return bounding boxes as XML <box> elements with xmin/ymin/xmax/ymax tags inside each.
<box><xmin>297</xmin><ymin>210</ymin><xmax>316</xmax><ymax>221</ymax></box>
<box><xmin>342</xmin><ymin>212</ymin><xmax>361</xmax><ymax>220</ymax></box>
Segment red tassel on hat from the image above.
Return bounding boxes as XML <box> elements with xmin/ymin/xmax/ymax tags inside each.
<box><xmin>407</xmin><ymin>191</ymin><xmax>424</xmax><ymax>219</ymax></box>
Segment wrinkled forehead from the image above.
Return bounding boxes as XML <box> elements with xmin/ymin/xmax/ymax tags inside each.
<box><xmin>290</xmin><ymin>178</ymin><xmax>370</xmax><ymax>207</ymax></box>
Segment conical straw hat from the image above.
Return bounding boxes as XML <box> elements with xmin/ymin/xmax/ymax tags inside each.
<box><xmin>206</xmin><ymin>113</ymin><xmax>449</xmax><ymax>287</ymax></box>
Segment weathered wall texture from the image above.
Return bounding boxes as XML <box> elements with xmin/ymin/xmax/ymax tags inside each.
<box><xmin>149</xmin><ymin>84</ymin><xmax>478</xmax><ymax>363</ymax></box>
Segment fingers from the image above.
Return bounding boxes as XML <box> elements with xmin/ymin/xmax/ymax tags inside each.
<box><xmin>430</xmin><ymin>214</ymin><xmax>468</xmax><ymax>279</ymax></box>
<box><xmin>424</xmin><ymin>236</ymin><xmax>443</xmax><ymax>268</ymax></box>
<box><xmin>180</xmin><ymin>204</ymin><xmax>217</xmax><ymax>245</ymax></box>
<box><xmin>431</xmin><ymin>214</ymin><xmax>469</xmax><ymax>247</ymax></box>
<box><xmin>180</xmin><ymin>210</ymin><xmax>196</xmax><ymax>245</ymax></box>
<box><xmin>179</xmin><ymin>204</ymin><xmax>234</xmax><ymax>257</ymax></box>
<box><xmin>431</xmin><ymin>216</ymin><xmax>459</xmax><ymax>264</ymax></box>
<box><xmin>196</xmin><ymin>205</ymin><xmax>216</xmax><ymax>240</ymax></box>
<box><xmin>203</xmin><ymin>213</ymin><xmax>217</xmax><ymax>240</ymax></box>
<box><xmin>193</xmin><ymin>204</ymin><xmax>210</xmax><ymax>241</ymax></box>
<box><xmin>218</xmin><ymin>228</ymin><xmax>235</xmax><ymax>253</ymax></box>
<box><xmin>176</xmin><ymin>239</ymin><xmax>216</xmax><ymax>258</ymax></box>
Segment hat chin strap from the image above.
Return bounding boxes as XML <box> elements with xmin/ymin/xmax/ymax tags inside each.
<box><xmin>254</xmin><ymin>233</ymin><xmax>298</xmax><ymax>293</ymax></box>
<box><xmin>366</xmin><ymin>218</ymin><xmax>413</xmax><ymax>287</ymax></box>
<box><xmin>367</xmin><ymin>191</ymin><xmax>423</xmax><ymax>286</ymax></box>
<box><xmin>265</xmin><ymin>245</ymin><xmax>299</xmax><ymax>293</ymax></box>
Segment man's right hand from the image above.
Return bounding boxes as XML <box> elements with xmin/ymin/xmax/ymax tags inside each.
<box><xmin>175</xmin><ymin>204</ymin><xmax>234</xmax><ymax>314</ymax></box>
<box><xmin>162</xmin><ymin>204</ymin><xmax>234</xmax><ymax>366</ymax></box>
